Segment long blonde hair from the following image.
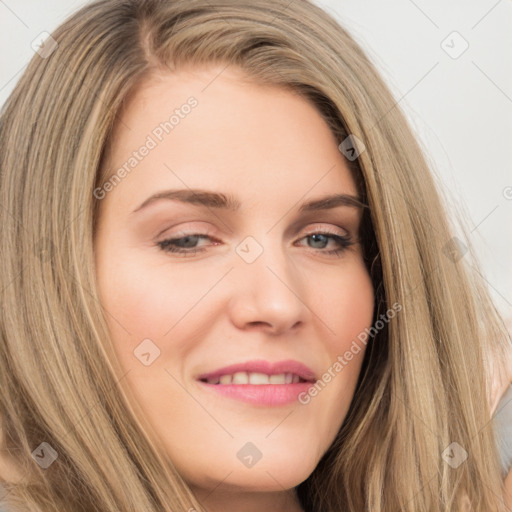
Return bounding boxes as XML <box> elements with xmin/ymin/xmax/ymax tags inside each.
<box><xmin>0</xmin><ymin>0</ymin><xmax>510</xmax><ymax>510</ymax></box>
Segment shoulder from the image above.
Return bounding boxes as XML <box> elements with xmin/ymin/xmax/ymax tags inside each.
<box><xmin>494</xmin><ymin>382</ymin><xmax>512</xmax><ymax>476</ymax></box>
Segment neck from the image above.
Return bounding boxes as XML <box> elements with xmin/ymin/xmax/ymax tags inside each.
<box><xmin>191</xmin><ymin>486</ymin><xmax>305</xmax><ymax>512</ymax></box>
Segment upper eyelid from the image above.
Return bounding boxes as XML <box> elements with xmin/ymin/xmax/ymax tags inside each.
<box><xmin>158</xmin><ymin>224</ymin><xmax>351</xmax><ymax>241</ymax></box>
<box><xmin>156</xmin><ymin>231</ymin><xmax>356</xmax><ymax>260</ymax></box>
<box><xmin>157</xmin><ymin>229</ymin><xmax>355</xmax><ymax>250</ymax></box>
<box><xmin>142</xmin><ymin>203</ymin><xmax>362</xmax><ymax>240</ymax></box>
<box><xmin>157</xmin><ymin>231</ymin><xmax>353</xmax><ymax>250</ymax></box>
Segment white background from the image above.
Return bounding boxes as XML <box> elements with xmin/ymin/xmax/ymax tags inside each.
<box><xmin>1</xmin><ymin>0</ymin><xmax>511</xmax><ymax>320</ymax></box>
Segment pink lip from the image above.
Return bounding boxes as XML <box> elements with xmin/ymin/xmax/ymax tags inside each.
<box><xmin>196</xmin><ymin>359</ymin><xmax>317</xmax><ymax>382</ymax></box>
<box><xmin>196</xmin><ymin>359</ymin><xmax>316</xmax><ymax>407</ymax></box>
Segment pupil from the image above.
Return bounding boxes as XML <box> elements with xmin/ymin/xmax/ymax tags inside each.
<box><xmin>179</xmin><ymin>235</ymin><xmax>198</xmax><ymax>248</ymax></box>
<box><xmin>310</xmin><ymin>234</ymin><xmax>327</xmax><ymax>248</ymax></box>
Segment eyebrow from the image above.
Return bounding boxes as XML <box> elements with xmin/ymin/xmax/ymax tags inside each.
<box><xmin>131</xmin><ymin>188</ymin><xmax>368</xmax><ymax>214</ymax></box>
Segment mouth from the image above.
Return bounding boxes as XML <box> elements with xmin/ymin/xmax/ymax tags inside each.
<box><xmin>195</xmin><ymin>360</ymin><xmax>316</xmax><ymax>406</ymax></box>
<box><xmin>199</xmin><ymin>372</ymin><xmax>312</xmax><ymax>385</ymax></box>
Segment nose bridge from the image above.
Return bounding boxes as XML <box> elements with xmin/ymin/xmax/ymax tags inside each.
<box><xmin>237</xmin><ymin>233</ymin><xmax>295</xmax><ymax>289</ymax></box>
<box><xmin>228</xmin><ymin>233</ymin><xmax>309</xmax><ymax>332</ymax></box>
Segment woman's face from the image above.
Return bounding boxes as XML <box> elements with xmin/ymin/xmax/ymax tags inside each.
<box><xmin>94</xmin><ymin>65</ymin><xmax>374</xmax><ymax>506</ymax></box>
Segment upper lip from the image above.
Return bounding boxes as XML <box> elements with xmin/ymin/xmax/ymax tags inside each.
<box><xmin>196</xmin><ymin>359</ymin><xmax>317</xmax><ymax>382</ymax></box>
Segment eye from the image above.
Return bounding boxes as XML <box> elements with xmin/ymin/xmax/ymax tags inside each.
<box><xmin>295</xmin><ymin>231</ymin><xmax>354</xmax><ymax>257</ymax></box>
<box><xmin>157</xmin><ymin>234</ymin><xmax>217</xmax><ymax>256</ymax></box>
<box><xmin>156</xmin><ymin>229</ymin><xmax>354</xmax><ymax>257</ymax></box>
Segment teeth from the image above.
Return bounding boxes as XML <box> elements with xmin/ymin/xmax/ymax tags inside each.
<box><xmin>232</xmin><ymin>372</ymin><xmax>249</xmax><ymax>384</ymax></box>
<box><xmin>269</xmin><ymin>374</ymin><xmax>286</xmax><ymax>384</ymax></box>
<box><xmin>249</xmin><ymin>372</ymin><xmax>269</xmax><ymax>384</ymax></box>
<box><xmin>219</xmin><ymin>374</ymin><xmax>232</xmax><ymax>385</ymax></box>
<box><xmin>205</xmin><ymin>372</ymin><xmax>305</xmax><ymax>385</ymax></box>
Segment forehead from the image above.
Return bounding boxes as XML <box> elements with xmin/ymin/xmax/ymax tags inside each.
<box><xmin>100</xmin><ymin>65</ymin><xmax>358</xmax><ymax>213</ymax></box>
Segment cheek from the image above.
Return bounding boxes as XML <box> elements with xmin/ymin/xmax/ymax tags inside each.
<box><xmin>95</xmin><ymin>254</ymin><xmax>201</xmax><ymax>426</ymax></box>
<box><xmin>316</xmin><ymin>259</ymin><xmax>375</xmax><ymax>345</ymax></box>
<box><xmin>331</xmin><ymin>262</ymin><xmax>374</xmax><ymax>382</ymax></box>
<box><xmin>95</xmin><ymin>249</ymin><xmax>225</xmax><ymax>392</ymax></box>
<box><xmin>97</xmin><ymin>249</ymin><xmax>210</xmax><ymax>338</ymax></box>
<box><xmin>305</xmin><ymin>261</ymin><xmax>374</xmax><ymax>434</ymax></box>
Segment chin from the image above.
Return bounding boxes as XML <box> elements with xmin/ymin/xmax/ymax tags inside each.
<box><xmin>184</xmin><ymin>446</ymin><xmax>319</xmax><ymax>493</ymax></box>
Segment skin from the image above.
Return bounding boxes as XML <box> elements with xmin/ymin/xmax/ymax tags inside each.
<box><xmin>94</xmin><ymin>65</ymin><xmax>375</xmax><ymax>512</ymax></box>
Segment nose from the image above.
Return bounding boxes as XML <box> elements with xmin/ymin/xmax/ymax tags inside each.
<box><xmin>226</xmin><ymin>239</ymin><xmax>311</xmax><ymax>335</ymax></box>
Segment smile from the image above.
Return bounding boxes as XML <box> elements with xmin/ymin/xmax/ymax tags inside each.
<box><xmin>196</xmin><ymin>360</ymin><xmax>317</xmax><ymax>406</ymax></box>
<box><xmin>200</xmin><ymin>372</ymin><xmax>309</xmax><ymax>385</ymax></box>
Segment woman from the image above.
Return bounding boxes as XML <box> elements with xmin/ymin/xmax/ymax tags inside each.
<box><xmin>0</xmin><ymin>0</ymin><xmax>510</xmax><ymax>510</ymax></box>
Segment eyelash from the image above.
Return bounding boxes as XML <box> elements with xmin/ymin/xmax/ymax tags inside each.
<box><xmin>156</xmin><ymin>230</ymin><xmax>354</xmax><ymax>258</ymax></box>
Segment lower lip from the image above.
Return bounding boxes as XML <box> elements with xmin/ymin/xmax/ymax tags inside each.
<box><xmin>197</xmin><ymin>381</ymin><xmax>314</xmax><ymax>406</ymax></box>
